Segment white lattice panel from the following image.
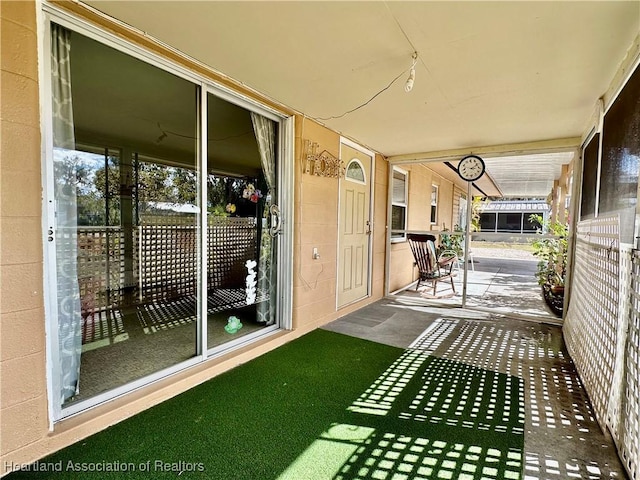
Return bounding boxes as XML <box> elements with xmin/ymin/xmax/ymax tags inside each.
<box><xmin>608</xmin><ymin>245</ymin><xmax>634</xmax><ymax>439</ymax></box>
<box><xmin>76</xmin><ymin>227</ymin><xmax>125</xmax><ymax>309</ymax></box>
<box><xmin>563</xmin><ymin>215</ymin><xmax>620</xmax><ymax>431</ymax></box>
<box><xmin>621</xmin><ymin>250</ymin><xmax>640</xmax><ymax>480</ymax></box>
<box><xmin>138</xmin><ymin>216</ymin><xmax>257</xmax><ymax>299</ymax></box>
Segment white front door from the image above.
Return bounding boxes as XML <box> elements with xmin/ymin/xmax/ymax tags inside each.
<box><xmin>337</xmin><ymin>142</ymin><xmax>373</xmax><ymax>307</ymax></box>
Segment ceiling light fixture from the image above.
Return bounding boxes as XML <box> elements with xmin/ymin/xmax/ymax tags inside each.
<box><xmin>404</xmin><ymin>52</ymin><xmax>418</xmax><ymax>92</ymax></box>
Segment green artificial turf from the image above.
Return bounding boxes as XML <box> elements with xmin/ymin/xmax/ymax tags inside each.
<box><xmin>6</xmin><ymin>330</ymin><xmax>524</xmax><ymax>480</ymax></box>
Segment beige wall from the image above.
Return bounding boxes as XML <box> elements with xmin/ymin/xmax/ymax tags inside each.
<box><xmin>437</xmin><ymin>181</ymin><xmax>454</xmax><ymax>231</ymax></box>
<box><xmin>292</xmin><ymin>119</ymin><xmax>339</xmax><ymax>328</ymax></box>
<box><xmin>388</xmin><ymin>164</ymin><xmax>459</xmax><ymax>293</ymax></box>
<box><xmin>371</xmin><ymin>154</ymin><xmax>388</xmax><ymax>297</ymax></box>
<box><xmin>1</xmin><ymin>0</ymin><xmax>50</xmax><ymax>466</ymax></box>
<box><xmin>0</xmin><ymin>2</ymin><xmax>388</xmax><ymax>473</ymax></box>
<box><xmin>390</xmin><ymin>165</ymin><xmax>427</xmax><ymax>291</ymax></box>
<box><xmin>452</xmin><ymin>186</ymin><xmax>466</xmax><ymax>229</ymax></box>
<box><xmin>292</xmin><ymin>117</ymin><xmax>387</xmax><ymax>329</ymax></box>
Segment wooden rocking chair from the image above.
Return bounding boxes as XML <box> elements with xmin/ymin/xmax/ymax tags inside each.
<box><xmin>407</xmin><ymin>234</ymin><xmax>457</xmax><ymax>296</ymax></box>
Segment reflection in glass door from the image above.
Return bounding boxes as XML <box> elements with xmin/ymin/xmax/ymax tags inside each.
<box><xmin>47</xmin><ymin>20</ymin><xmax>288</xmax><ymax>417</ymax></box>
<box><xmin>205</xmin><ymin>93</ymin><xmax>278</xmax><ymax>351</ymax></box>
<box><xmin>49</xmin><ymin>24</ymin><xmax>200</xmax><ymax>408</ymax></box>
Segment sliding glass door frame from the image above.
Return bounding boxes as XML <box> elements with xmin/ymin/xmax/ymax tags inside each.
<box><xmin>41</xmin><ymin>4</ymin><xmax>293</xmax><ymax>423</ymax></box>
<box><xmin>202</xmin><ymin>85</ymin><xmax>293</xmax><ymax>358</ymax></box>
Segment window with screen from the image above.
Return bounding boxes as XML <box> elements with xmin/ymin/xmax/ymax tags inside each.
<box><xmin>497</xmin><ymin>213</ymin><xmax>522</xmax><ymax>232</ymax></box>
<box><xmin>430</xmin><ymin>185</ymin><xmax>438</xmax><ymax>224</ymax></box>
<box><xmin>391</xmin><ymin>168</ymin><xmax>408</xmax><ymax>241</ymax></box>
<box><xmin>580</xmin><ymin>133</ymin><xmax>600</xmax><ymax>220</ymax></box>
<box><xmin>480</xmin><ymin>213</ymin><xmax>497</xmax><ymax>232</ymax></box>
<box><xmin>599</xmin><ymin>65</ymin><xmax>640</xmax><ymax>243</ymax></box>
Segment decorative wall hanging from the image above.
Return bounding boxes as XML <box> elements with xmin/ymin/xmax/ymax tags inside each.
<box><xmin>303</xmin><ymin>140</ymin><xmax>345</xmax><ymax>178</ymax></box>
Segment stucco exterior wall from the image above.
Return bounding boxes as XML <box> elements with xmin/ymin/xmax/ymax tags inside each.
<box><xmin>452</xmin><ymin>186</ymin><xmax>466</xmax><ymax>229</ymax></box>
<box><xmin>388</xmin><ymin>164</ymin><xmax>459</xmax><ymax>293</ymax></box>
<box><xmin>371</xmin><ymin>154</ymin><xmax>388</xmax><ymax>297</ymax></box>
<box><xmin>436</xmin><ymin>180</ymin><xmax>454</xmax><ymax>231</ymax></box>
<box><xmin>1</xmin><ymin>0</ymin><xmax>50</xmax><ymax>466</ymax></box>
<box><xmin>292</xmin><ymin>119</ymin><xmax>339</xmax><ymax>328</ymax></box>
<box><xmin>0</xmin><ymin>1</ymin><xmax>388</xmax><ymax>473</ymax></box>
<box><xmin>292</xmin><ymin>117</ymin><xmax>387</xmax><ymax>329</ymax></box>
<box><xmin>389</xmin><ymin>164</ymin><xmax>432</xmax><ymax>292</ymax></box>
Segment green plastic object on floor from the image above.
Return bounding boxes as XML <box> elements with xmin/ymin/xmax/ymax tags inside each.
<box><xmin>224</xmin><ymin>316</ymin><xmax>243</xmax><ymax>334</ymax></box>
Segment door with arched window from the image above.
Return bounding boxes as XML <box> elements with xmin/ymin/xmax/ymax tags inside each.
<box><xmin>337</xmin><ymin>140</ymin><xmax>374</xmax><ymax>307</ymax></box>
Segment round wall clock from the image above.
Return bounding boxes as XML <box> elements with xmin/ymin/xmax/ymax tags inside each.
<box><xmin>457</xmin><ymin>155</ymin><xmax>485</xmax><ymax>182</ymax></box>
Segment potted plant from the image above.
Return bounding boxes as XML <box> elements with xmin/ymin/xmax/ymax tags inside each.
<box><xmin>529</xmin><ymin>214</ymin><xmax>568</xmax><ymax>317</ymax></box>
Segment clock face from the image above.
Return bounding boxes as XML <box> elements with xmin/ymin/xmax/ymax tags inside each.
<box><xmin>457</xmin><ymin>155</ymin><xmax>485</xmax><ymax>182</ymax></box>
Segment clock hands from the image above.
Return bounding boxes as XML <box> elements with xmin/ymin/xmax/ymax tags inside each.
<box><xmin>457</xmin><ymin>155</ymin><xmax>485</xmax><ymax>182</ymax></box>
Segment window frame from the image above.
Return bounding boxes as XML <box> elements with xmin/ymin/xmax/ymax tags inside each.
<box><xmin>391</xmin><ymin>167</ymin><xmax>408</xmax><ymax>243</ymax></box>
<box><xmin>430</xmin><ymin>184</ymin><xmax>439</xmax><ymax>225</ymax></box>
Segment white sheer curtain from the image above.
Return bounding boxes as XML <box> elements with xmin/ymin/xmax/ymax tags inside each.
<box><xmin>250</xmin><ymin>112</ymin><xmax>276</xmax><ymax>325</ymax></box>
<box><xmin>52</xmin><ymin>23</ymin><xmax>82</xmax><ymax>403</ymax></box>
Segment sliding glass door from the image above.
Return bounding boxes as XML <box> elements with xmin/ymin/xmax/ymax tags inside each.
<box><xmin>205</xmin><ymin>93</ymin><xmax>280</xmax><ymax>351</ymax></box>
<box><xmin>46</xmin><ymin>18</ymin><xmax>287</xmax><ymax>417</ymax></box>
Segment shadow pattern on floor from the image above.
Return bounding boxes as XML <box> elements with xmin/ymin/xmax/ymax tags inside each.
<box><xmin>386</xmin><ymin>312</ymin><xmax>624</xmax><ymax>479</ymax></box>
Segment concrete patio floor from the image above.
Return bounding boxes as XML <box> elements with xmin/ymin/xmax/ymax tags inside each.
<box><xmin>397</xmin><ymin>249</ymin><xmax>559</xmax><ymax>323</ymax></box>
<box><xmin>324</xmin><ymin>298</ymin><xmax>626</xmax><ymax>479</ymax></box>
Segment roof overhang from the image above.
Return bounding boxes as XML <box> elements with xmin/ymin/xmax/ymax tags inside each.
<box><xmin>83</xmin><ymin>1</ymin><xmax>639</xmax><ymax>157</ymax></box>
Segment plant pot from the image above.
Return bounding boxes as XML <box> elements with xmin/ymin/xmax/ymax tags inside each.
<box><xmin>550</xmin><ymin>285</ymin><xmax>565</xmax><ymax>295</ymax></box>
<box><xmin>542</xmin><ymin>283</ymin><xmax>564</xmax><ymax>318</ymax></box>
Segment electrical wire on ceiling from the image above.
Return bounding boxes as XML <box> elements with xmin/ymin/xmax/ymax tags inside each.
<box><xmin>384</xmin><ymin>1</ymin><xmax>419</xmax><ymax>55</ymax></box>
<box><xmin>383</xmin><ymin>0</ymin><xmax>452</xmax><ymax>108</ymax></box>
<box><xmin>314</xmin><ymin>51</ymin><xmax>419</xmax><ymax>121</ymax></box>
<box><xmin>384</xmin><ymin>0</ymin><xmax>421</xmax><ymax>95</ymax></box>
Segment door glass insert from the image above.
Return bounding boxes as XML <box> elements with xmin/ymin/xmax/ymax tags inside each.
<box><xmin>346</xmin><ymin>160</ymin><xmax>365</xmax><ymax>183</ymax></box>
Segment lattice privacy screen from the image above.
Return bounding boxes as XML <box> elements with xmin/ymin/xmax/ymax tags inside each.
<box><xmin>139</xmin><ymin>221</ymin><xmax>198</xmax><ymax>299</ymax></box>
<box><xmin>622</xmin><ymin>250</ymin><xmax>640</xmax><ymax>480</ymax></box>
<box><xmin>564</xmin><ymin>216</ymin><xmax>620</xmax><ymax>431</ymax></box>
<box><xmin>76</xmin><ymin>216</ymin><xmax>258</xmax><ymax>311</ymax></box>
<box><xmin>77</xmin><ymin>227</ymin><xmax>126</xmax><ymax>309</ymax></box>
<box><xmin>564</xmin><ymin>214</ymin><xmax>640</xmax><ymax>480</ymax></box>
<box><xmin>609</xmin><ymin>244</ymin><xmax>634</xmax><ymax>440</ymax></box>
<box><xmin>139</xmin><ymin>216</ymin><xmax>257</xmax><ymax>301</ymax></box>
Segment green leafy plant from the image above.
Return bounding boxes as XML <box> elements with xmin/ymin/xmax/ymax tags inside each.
<box><xmin>208</xmin><ymin>205</ymin><xmax>229</xmax><ymax>217</ymax></box>
<box><xmin>529</xmin><ymin>214</ymin><xmax>568</xmax><ymax>288</ymax></box>
<box><xmin>439</xmin><ymin>225</ymin><xmax>464</xmax><ymax>257</ymax></box>
<box><xmin>471</xmin><ymin>196</ymin><xmax>485</xmax><ymax>232</ymax></box>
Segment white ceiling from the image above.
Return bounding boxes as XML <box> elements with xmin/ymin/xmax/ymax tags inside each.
<box><xmin>483</xmin><ymin>152</ymin><xmax>574</xmax><ymax>197</ymax></box>
<box><xmin>84</xmin><ymin>1</ymin><xmax>639</xmax><ymax>195</ymax></box>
